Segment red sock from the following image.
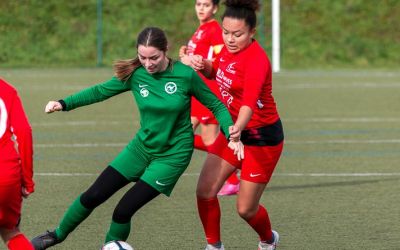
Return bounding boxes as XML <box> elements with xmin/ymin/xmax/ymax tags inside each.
<box><xmin>246</xmin><ymin>205</ymin><xmax>273</xmax><ymax>242</ymax></box>
<box><xmin>194</xmin><ymin>134</ymin><xmax>208</xmax><ymax>152</ymax></box>
<box><xmin>226</xmin><ymin>171</ymin><xmax>240</xmax><ymax>185</ymax></box>
<box><xmin>7</xmin><ymin>234</ymin><xmax>34</xmax><ymax>250</ymax></box>
<box><xmin>197</xmin><ymin>197</ymin><xmax>221</xmax><ymax>244</ymax></box>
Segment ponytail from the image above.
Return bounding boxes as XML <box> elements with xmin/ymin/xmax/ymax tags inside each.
<box><xmin>113</xmin><ymin>58</ymin><xmax>141</xmax><ymax>81</ymax></box>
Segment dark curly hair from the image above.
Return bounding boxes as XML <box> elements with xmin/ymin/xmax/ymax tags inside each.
<box><xmin>222</xmin><ymin>0</ymin><xmax>260</xmax><ymax>29</ymax></box>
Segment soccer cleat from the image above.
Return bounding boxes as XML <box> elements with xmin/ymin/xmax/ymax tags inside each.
<box><xmin>217</xmin><ymin>183</ymin><xmax>240</xmax><ymax>196</ymax></box>
<box><xmin>31</xmin><ymin>230</ymin><xmax>61</xmax><ymax>250</ymax></box>
<box><xmin>258</xmin><ymin>230</ymin><xmax>279</xmax><ymax>250</ymax></box>
<box><xmin>205</xmin><ymin>243</ymin><xmax>225</xmax><ymax>250</ymax></box>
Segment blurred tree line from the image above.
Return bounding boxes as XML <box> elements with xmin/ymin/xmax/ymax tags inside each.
<box><xmin>0</xmin><ymin>0</ymin><xmax>398</xmax><ymax>69</ymax></box>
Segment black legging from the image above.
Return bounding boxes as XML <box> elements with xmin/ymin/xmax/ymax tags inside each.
<box><xmin>80</xmin><ymin>166</ymin><xmax>160</xmax><ymax>224</ymax></box>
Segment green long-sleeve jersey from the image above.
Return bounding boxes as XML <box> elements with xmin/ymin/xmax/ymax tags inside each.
<box><xmin>63</xmin><ymin>61</ymin><xmax>233</xmax><ymax>155</ymax></box>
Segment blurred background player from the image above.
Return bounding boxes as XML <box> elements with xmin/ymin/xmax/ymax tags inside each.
<box><xmin>179</xmin><ymin>0</ymin><xmax>240</xmax><ymax>196</ymax></box>
<box><xmin>190</xmin><ymin>0</ymin><xmax>284</xmax><ymax>249</ymax></box>
<box><xmin>31</xmin><ymin>27</ymin><xmax>242</xmax><ymax>250</ymax></box>
<box><xmin>0</xmin><ymin>79</ymin><xmax>35</xmax><ymax>250</ymax></box>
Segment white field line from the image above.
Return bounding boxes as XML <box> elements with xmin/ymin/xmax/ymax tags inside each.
<box><xmin>34</xmin><ymin>172</ymin><xmax>400</xmax><ymax>177</ymax></box>
<box><xmin>35</xmin><ymin>139</ymin><xmax>400</xmax><ymax>148</ymax></box>
<box><xmin>19</xmin><ymin>86</ymin><xmax>90</xmax><ymax>91</ymax></box>
<box><xmin>31</xmin><ymin>117</ymin><xmax>400</xmax><ymax>128</ymax></box>
<box><xmin>276</xmin><ymin>71</ymin><xmax>400</xmax><ymax>77</ymax></box>
<box><xmin>276</xmin><ymin>82</ymin><xmax>400</xmax><ymax>89</ymax></box>
<box><xmin>31</xmin><ymin>121</ymin><xmax>132</xmax><ymax>127</ymax></box>
<box><xmin>284</xmin><ymin>117</ymin><xmax>400</xmax><ymax>123</ymax></box>
<box><xmin>36</xmin><ymin>143</ymin><xmax>126</xmax><ymax>148</ymax></box>
<box><xmin>286</xmin><ymin>139</ymin><xmax>400</xmax><ymax>144</ymax></box>
<box><xmin>20</xmin><ymin>82</ymin><xmax>400</xmax><ymax>91</ymax></box>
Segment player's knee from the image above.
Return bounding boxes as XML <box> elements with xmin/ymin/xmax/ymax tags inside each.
<box><xmin>236</xmin><ymin>205</ymin><xmax>257</xmax><ymax>220</ymax></box>
<box><xmin>112</xmin><ymin>205</ymin><xmax>133</xmax><ymax>224</ymax></box>
<box><xmin>80</xmin><ymin>190</ymin><xmax>106</xmax><ymax>209</ymax></box>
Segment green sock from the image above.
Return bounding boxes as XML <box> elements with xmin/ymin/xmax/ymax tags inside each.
<box><xmin>105</xmin><ymin>220</ymin><xmax>131</xmax><ymax>243</ymax></box>
<box><xmin>55</xmin><ymin>195</ymin><xmax>93</xmax><ymax>241</ymax></box>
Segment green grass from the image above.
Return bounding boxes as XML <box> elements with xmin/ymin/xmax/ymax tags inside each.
<box><xmin>1</xmin><ymin>68</ymin><xmax>399</xmax><ymax>249</ymax></box>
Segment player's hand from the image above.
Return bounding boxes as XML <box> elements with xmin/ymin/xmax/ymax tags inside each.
<box><xmin>190</xmin><ymin>55</ymin><xmax>205</xmax><ymax>71</ymax></box>
<box><xmin>229</xmin><ymin>125</ymin><xmax>241</xmax><ymax>142</ymax></box>
<box><xmin>45</xmin><ymin>101</ymin><xmax>63</xmax><ymax>113</ymax></box>
<box><xmin>228</xmin><ymin>140</ymin><xmax>244</xmax><ymax>161</ymax></box>
<box><xmin>21</xmin><ymin>187</ymin><xmax>31</xmax><ymax>198</ymax></box>
<box><xmin>179</xmin><ymin>45</ymin><xmax>187</xmax><ymax>58</ymax></box>
<box><xmin>180</xmin><ymin>54</ymin><xmax>191</xmax><ymax>66</ymax></box>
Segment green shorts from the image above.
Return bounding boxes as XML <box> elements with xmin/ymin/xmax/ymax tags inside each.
<box><xmin>110</xmin><ymin>139</ymin><xmax>193</xmax><ymax>196</ymax></box>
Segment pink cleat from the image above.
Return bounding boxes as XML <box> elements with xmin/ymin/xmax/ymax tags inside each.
<box><xmin>217</xmin><ymin>183</ymin><xmax>240</xmax><ymax>196</ymax></box>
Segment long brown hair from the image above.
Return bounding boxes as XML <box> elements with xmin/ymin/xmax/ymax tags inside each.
<box><xmin>114</xmin><ymin>27</ymin><xmax>169</xmax><ymax>81</ymax></box>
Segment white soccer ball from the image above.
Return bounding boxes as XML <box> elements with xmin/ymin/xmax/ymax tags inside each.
<box><xmin>101</xmin><ymin>240</ymin><xmax>134</xmax><ymax>250</ymax></box>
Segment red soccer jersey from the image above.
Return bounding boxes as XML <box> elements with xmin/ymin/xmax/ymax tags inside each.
<box><xmin>211</xmin><ymin>40</ymin><xmax>280</xmax><ymax>128</ymax></box>
<box><xmin>0</xmin><ymin>79</ymin><xmax>34</xmax><ymax>193</ymax></box>
<box><xmin>187</xmin><ymin>19</ymin><xmax>224</xmax><ymax>60</ymax></box>
<box><xmin>187</xmin><ymin>20</ymin><xmax>224</xmax><ymax>121</ymax></box>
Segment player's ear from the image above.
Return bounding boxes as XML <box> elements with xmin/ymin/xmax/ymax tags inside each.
<box><xmin>250</xmin><ymin>28</ymin><xmax>256</xmax><ymax>39</ymax></box>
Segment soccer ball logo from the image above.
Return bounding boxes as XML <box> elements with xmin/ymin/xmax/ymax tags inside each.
<box><xmin>101</xmin><ymin>240</ymin><xmax>134</xmax><ymax>250</ymax></box>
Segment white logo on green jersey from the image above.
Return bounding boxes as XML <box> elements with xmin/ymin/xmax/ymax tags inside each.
<box><xmin>165</xmin><ymin>82</ymin><xmax>177</xmax><ymax>94</ymax></box>
<box><xmin>140</xmin><ymin>88</ymin><xmax>149</xmax><ymax>97</ymax></box>
<box><xmin>156</xmin><ymin>180</ymin><xmax>167</xmax><ymax>186</ymax></box>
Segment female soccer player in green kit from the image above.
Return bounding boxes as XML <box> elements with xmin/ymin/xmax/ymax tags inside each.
<box><xmin>31</xmin><ymin>26</ymin><xmax>244</xmax><ymax>250</ymax></box>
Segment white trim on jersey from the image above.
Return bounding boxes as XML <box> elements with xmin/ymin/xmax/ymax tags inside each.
<box><xmin>207</xmin><ymin>46</ymin><xmax>214</xmax><ymax>60</ymax></box>
<box><xmin>0</xmin><ymin>98</ymin><xmax>8</xmax><ymax>138</ymax></box>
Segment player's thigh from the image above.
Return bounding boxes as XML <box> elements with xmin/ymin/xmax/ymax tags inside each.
<box><xmin>0</xmin><ymin>182</ymin><xmax>22</xmax><ymax>229</ymax></box>
<box><xmin>140</xmin><ymin>151</ymin><xmax>193</xmax><ymax>196</ymax></box>
<box><xmin>197</xmin><ymin>154</ymin><xmax>236</xmax><ymax>198</ymax></box>
<box><xmin>200</xmin><ymin>123</ymin><xmax>219</xmax><ymax>145</ymax></box>
<box><xmin>110</xmin><ymin>143</ymin><xmax>150</xmax><ymax>181</ymax></box>
<box><xmin>240</xmin><ymin>142</ymin><xmax>284</xmax><ymax>183</ymax></box>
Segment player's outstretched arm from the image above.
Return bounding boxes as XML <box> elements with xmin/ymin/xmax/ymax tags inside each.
<box><xmin>45</xmin><ymin>101</ymin><xmax>63</xmax><ymax>113</ymax></box>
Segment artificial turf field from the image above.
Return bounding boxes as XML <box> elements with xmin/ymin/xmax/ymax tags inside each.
<box><xmin>1</xmin><ymin>68</ymin><xmax>399</xmax><ymax>249</ymax></box>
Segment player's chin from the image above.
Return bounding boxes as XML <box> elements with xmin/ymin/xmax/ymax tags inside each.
<box><xmin>226</xmin><ymin>46</ymin><xmax>239</xmax><ymax>53</ymax></box>
<box><xmin>145</xmin><ymin>68</ymin><xmax>157</xmax><ymax>74</ymax></box>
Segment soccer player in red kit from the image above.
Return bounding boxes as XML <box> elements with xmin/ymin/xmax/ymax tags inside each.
<box><xmin>0</xmin><ymin>79</ymin><xmax>35</xmax><ymax>250</ymax></box>
<box><xmin>180</xmin><ymin>0</ymin><xmax>240</xmax><ymax>196</ymax></box>
<box><xmin>190</xmin><ymin>0</ymin><xmax>284</xmax><ymax>249</ymax></box>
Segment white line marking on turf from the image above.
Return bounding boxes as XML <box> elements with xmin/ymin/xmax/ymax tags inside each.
<box><xmin>36</xmin><ymin>143</ymin><xmax>126</xmax><ymax>148</ymax></box>
<box><xmin>284</xmin><ymin>117</ymin><xmax>400</xmax><ymax>123</ymax></box>
<box><xmin>36</xmin><ymin>173</ymin><xmax>96</xmax><ymax>176</ymax></box>
<box><xmin>275</xmin><ymin>173</ymin><xmax>400</xmax><ymax>177</ymax></box>
<box><xmin>31</xmin><ymin>117</ymin><xmax>400</xmax><ymax>127</ymax></box>
<box><xmin>34</xmin><ymin>172</ymin><xmax>400</xmax><ymax>177</ymax></box>
<box><xmin>277</xmin><ymin>82</ymin><xmax>400</xmax><ymax>89</ymax></box>
<box><xmin>286</xmin><ymin>139</ymin><xmax>400</xmax><ymax>144</ymax></box>
<box><xmin>35</xmin><ymin>139</ymin><xmax>400</xmax><ymax>148</ymax></box>
<box><xmin>31</xmin><ymin>121</ymin><xmax>132</xmax><ymax>127</ymax></box>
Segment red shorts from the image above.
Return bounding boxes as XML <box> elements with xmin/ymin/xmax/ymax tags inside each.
<box><xmin>208</xmin><ymin>132</ymin><xmax>284</xmax><ymax>183</ymax></box>
<box><xmin>191</xmin><ymin>97</ymin><xmax>218</xmax><ymax>125</ymax></box>
<box><xmin>0</xmin><ymin>181</ymin><xmax>22</xmax><ymax>229</ymax></box>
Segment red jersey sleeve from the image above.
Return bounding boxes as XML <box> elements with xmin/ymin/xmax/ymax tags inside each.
<box><xmin>208</xmin><ymin>21</ymin><xmax>224</xmax><ymax>58</ymax></box>
<box><xmin>9</xmin><ymin>90</ymin><xmax>35</xmax><ymax>193</ymax></box>
<box><xmin>241</xmin><ymin>45</ymin><xmax>269</xmax><ymax>110</ymax></box>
